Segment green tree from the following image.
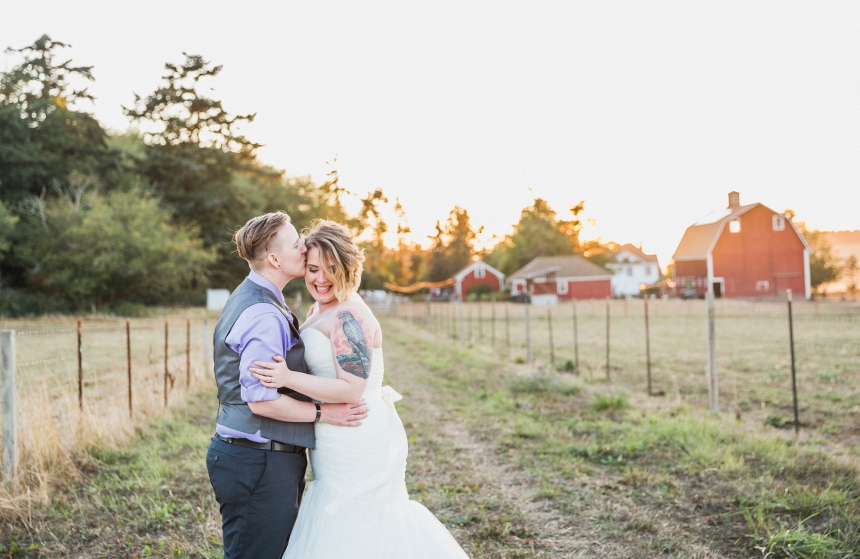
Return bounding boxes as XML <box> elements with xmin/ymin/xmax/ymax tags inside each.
<box><xmin>17</xmin><ymin>173</ymin><xmax>215</xmax><ymax>307</ymax></box>
<box><xmin>124</xmin><ymin>53</ymin><xmax>298</xmax><ymax>287</ymax></box>
<box><xmin>488</xmin><ymin>198</ymin><xmax>584</xmax><ymax>274</ymax></box>
<box><xmin>0</xmin><ymin>201</ymin><xmax>18</xmax><ymax>255</ymax></box>
<box><xmin>788</xmin><ymin>212</ymin><xmax>843</xmax><ymax>294</ymax></box>
<box><xmin>844</xmin><ymin>255</ymin><xmax>858</xmax><ymax>297</ymax></box>
<box><xmin>0</xmin><ymin>35</ymin><xmax>118</xmax><ymax>205</ymax></box>
<box><xmin>426</xmin><ymin>207</ymin><xmax>480</xmax><ymax>282</ymax></box>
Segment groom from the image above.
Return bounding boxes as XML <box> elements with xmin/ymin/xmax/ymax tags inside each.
<box><xmin>206</xmin><ymin>211</ymin><xmax>369</xmax><ymax>559</ymax></box>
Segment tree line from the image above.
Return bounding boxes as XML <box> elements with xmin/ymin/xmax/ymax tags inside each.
<box><xmin>0</xmin><ymin>36</ymin><xmax>618</xmax><ymax>315</ymax></box>
<box><xmin>1</xmin><ymin>36</ymin><xmax>848</xmax><ymax>316</ymax></box>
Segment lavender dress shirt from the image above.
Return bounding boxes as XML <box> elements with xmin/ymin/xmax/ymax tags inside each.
<box><xmin>215</xmin><ymin>271</ymin><xmax>297</xmax><ymax>443</ymax></box>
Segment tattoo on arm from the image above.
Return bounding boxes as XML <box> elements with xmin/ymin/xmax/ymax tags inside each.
<box><xmin>335</xmin><ymin>311</ymin><xmax>372</xmax><ymax>379</ymax></box>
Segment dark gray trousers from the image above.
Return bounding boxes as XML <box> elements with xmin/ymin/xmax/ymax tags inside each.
<box><xmin>206</xmin><ymin>437</ymin><xmax>307</xmax><ymax>559</ymax></box>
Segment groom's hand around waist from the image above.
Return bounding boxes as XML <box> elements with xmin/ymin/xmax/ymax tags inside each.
<box><xmin>321</xmin><ymin>400</ymin><xmax>369</xmax><ymax>427</ymax></box>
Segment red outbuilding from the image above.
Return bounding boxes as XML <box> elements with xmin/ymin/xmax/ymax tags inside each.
<box><xmin>672</xmin><ymin>191</ymin><xmax>811</xmax><ymax>299</ymax></box>
<box><xmin>508</xmin><ymin>255</ymin><xmax>613</xmax><ymax>303</ymax></box>
<box><xmin>453</xmin><ymin>260</ymin><xmax>505</xmax><ymax>300</ymax></box>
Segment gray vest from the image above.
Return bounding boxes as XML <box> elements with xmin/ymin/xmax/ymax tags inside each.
<box><xmin>214</xmin><ymin>278</ymin><xmax>315</xmax><ymax>449</ymax></box>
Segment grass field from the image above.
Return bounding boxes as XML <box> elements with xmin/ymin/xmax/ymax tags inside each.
<box><xmin>396</xmin><ymin>299</ymin><xmax>860</xmax><ymax>445</ymax></box>
<box><xmin>1</xmin><ymin>307</ymin><xmax>858</xmax><ymax>557</ymax></box>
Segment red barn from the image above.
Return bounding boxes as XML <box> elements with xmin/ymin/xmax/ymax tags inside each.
<box><xmin>508</xmin><ymin>255</ymin><xmax>613</xmax><ymax>302</ymax></box>
<box><xmin>453</xmin><ymin>260</ymin><xmax>505</xmax><ymax>300</ymax></box>
<box><xmin>672</xmin><ymin>191</ymin><xmax>811</xmax><ymax>299</ymax></box>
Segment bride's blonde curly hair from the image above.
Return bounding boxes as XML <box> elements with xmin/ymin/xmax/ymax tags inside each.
<box><xmin>303</xmin><ymin>220</ymin><xmax>365</xmax><ymax>302</ymax></box>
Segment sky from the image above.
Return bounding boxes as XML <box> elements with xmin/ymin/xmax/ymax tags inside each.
<box><xmin>2</xmin><ymin>1</ymin><xmax>859</xmax><ymax>269</ymax></box>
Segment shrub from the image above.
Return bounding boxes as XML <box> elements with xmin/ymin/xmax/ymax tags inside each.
<box><xmin>593</xmin><ymin>394</ymin><xmax>629</xmax><ymax>411</ymax></box>
<box><xmin>510</xmin><ymin>376</ymin><xmax>580</xmax><ymax>396</ymax></box>
<box><xmin>16</xmin><ymin>179</ymin><xmax>216</xmax><ymax>307</ymax></box>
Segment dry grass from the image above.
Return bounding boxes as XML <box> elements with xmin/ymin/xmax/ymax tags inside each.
<box><xmin>0</xmin><ymin>312</ymin><xmax>215</xmax><ymax>519</ymax></box>
<box><xmin>398</xmin><ymin>299</ymin><xmax>860</xmax><ymax>444</ymax></box>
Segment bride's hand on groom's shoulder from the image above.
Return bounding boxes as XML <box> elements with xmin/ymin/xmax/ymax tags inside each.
<box><xmin>251</xmin><ymin>355</ymin><xmax>294</xmax><ymax>388</ymax></box>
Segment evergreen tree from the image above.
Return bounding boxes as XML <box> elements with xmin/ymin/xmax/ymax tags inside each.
<box><xmin>0</xmin><ymin>35</ymin><xmax>118</xmax><ymax>204</ymax></box>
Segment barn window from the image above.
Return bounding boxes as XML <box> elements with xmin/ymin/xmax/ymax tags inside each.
<box><xmin>644</xmin><ymin>265</ymin><xmax>651</xmax><ymax>276</ymax></box>
<box><xmin>475</xmin><ymin>266</ymin><xmax>486</xmax><ymax>279</ymax></box>
<box><xmin>557</xmin><ymin>280</ymin><xmax>568</xmax><ymax>294</ymax></box>
<box><xmin>756</xmin><ymin>280</ymin><xmax>769</xmax><ymax>292</ymax></box>
<box><xmin>626</xmin><ymin>267</ymin><xmax>633</xmax><ymax>276</ymax></box>
<box><xmin>729</xmin><ymin>219</ymin><xmax>741</xmax><ymax>233</ymax></box>
<box><xmin>772</xmin><ymin>215</ymin><xmax>785</xmax><ymax>231</ymax></box>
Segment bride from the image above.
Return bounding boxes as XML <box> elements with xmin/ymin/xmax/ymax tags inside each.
<box><xmin>250</xmin><ymin>220</ymin><xmax>468</xmax><ymax>559</ymax></box>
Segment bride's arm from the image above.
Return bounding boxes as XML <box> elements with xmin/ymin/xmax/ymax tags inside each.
<box><xmin>251</xmin><ymin>306</ymin><xmax>377</xmax><ymax>403</ymax></box>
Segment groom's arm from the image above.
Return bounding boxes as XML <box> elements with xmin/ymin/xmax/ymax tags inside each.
<box><xmin>249</xmin><ymin>398</ymin><xmax>369</xmax><ymax>426</ymax></box>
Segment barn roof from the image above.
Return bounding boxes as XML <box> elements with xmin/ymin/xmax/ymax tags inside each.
<box><xmin>673</xmin><ymin>204</ymin><xmax>757</xmax><ymax>261</ymax></box>
<box><xmin>508</xmin><ymin>255</ymin><xmax>611</xmax><ymax>281</ymax></box>
<box><xmin>673</xmin><ymin>201</ymin><xmax>810</xmax><ymax>261</ymax></box>
<box><xmin>452</xmin><ymin>260</ymin><xmax>504</xmax><ymax>281</ymax></box>
<box><xmin>612</xmin><ymin>243</ymin><xmax>659</xmax><ymax>264</ymax></box>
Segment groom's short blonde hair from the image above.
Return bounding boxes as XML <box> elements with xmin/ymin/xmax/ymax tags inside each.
<box><xmin>234</xmin><ymin>211</ymin><xmax>291</xmax><ymax>266</ymax></box>
<box><xmin>303</xmin><ymin>220</ymin><xmax>364</xmax><ymax>301</ymax></box>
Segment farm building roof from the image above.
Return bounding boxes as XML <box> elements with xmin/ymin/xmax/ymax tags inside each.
<box><xmin>508</xmin><ymin>255</ymin><xmax>611</xmax><ymax>281</ymax></box>
<box><xmin>452</xmin><ymin>260</ymin><xmax>504</xmax><ymax>281</ymax></box>
<box><xmin>612</xmin><ymin>243</ymin><xmax>659</xmax><ymax>264</ymax></box>
<box><xmin>673</xmin><ymin>200</ymin><xmax>810</xmax><ymax>261</ymax></box>
<box><xmin>673</xmin><ymin>203</ymin><xmax>759</xmax><ymax>261</ymax></box>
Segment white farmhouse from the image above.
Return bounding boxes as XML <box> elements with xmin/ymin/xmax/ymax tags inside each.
<box><xmin>606</xmin><ymin>244</ymin><xmax>661</xmax><ymax>297</ymax></box>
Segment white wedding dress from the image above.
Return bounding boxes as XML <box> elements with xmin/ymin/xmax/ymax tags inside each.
<box><xmin>282</xmin><ymin>328</ymin><xmax>469</xmax><ymax>559</ymax></box>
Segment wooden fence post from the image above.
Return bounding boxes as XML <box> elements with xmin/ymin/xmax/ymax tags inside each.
<box><xmin>126</xmin><ymin>319</ymin><xmax>132</xmax><ymax>416</ymax></box>
<box><xmin>573</xmin><ymin>302</ymin><xmax>580</xmax><ymax>375</ymax></box>
<box><xmin>505</xmin><ymin>304</ymin><xmax>511</xmax><ymax>355</ymax></box>
<box><xmin>467</xmin><ymin>303</ymin><xmax>472</xmax><ymax>342</ymax></box>
<box><xmin>77</xmin><ymin>319</ymin><xmax>83</xmax><ymax>411</ymax></box>
<box><xmin>203</xmin><ymin>318</ymin><xmax>210</xmax><ymax>376</ymax></box>
<box><xmin>478</xmin><ymin>302</ymin><xmax>483</xmax><ymax>342</ymax></box>
<box><xmin>1</xmin><ymin>330</ymin><xmax>17</xmax><ymax>484</ymax></box>
<box><xmin>605</xmin><ymin>299</ymin><xmax>611</xmax><ymax>381</ymax></box>
<box><xmin>186</xmin><ymin>319</ymin><xmax>191</xmax><ymax>389</ymax></box>
<box><xmin>525</xmin><ymin>304</ymin><xmax>532</xmax><ymax>365</ymax></box>
<box><xmin>547</xmin><ymin>306</ymin><xmax>554</xmax><ymax>367</ymax></box>
<box><xmin>644</xmin><ymin>298</ymin><xmax>652</xmax><ymax>396</ymax></box>
<box><xmin>458</xmin><ymin>304</ymin><xmax>465</xmax><ymax>345</ymax></box>
<box><xmin>491</xmin><ymin>299</ymin><xmax>496</xmax><ymax>346</ymax></box>
<box><xmin>787</xmin><ymin>290</ymin><xmax>799</xmax><ymax>434</ymax></box>
<box><xmin>164</xmin><ymin>319</ymin><xmax>169</xmax><ymax>408</ymax></box>
<box><xmin>706</xmin><ymin>291</ymin><xmax>718</xmax><ymax>412</ymax></box>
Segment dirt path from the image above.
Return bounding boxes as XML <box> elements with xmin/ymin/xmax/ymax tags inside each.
<box><xmin>385</xmin><ymin>322</ymin><xmax>728</xmax><ymax>559</ymax></box>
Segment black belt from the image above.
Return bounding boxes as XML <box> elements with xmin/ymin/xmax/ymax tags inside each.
<box><xmin>215</xmin><ymin>433</ymin><xmax>305</xmax><ymax>453</ymax></box>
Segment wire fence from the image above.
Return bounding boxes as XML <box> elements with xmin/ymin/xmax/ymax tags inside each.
<box><xmin>375</xmin><ymin>297</ymin><xmax>860</xmax><ymax>441</ymax></box>
<box><xmin>1</xmin><ymin>317</ymin><xmax>213</xmax><ymax>482</ymax></box>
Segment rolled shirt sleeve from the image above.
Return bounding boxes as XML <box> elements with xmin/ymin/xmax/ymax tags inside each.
<box><xmin>224</xmin><ymin>303</ymin><xmax>295</xmax><ymax>403</ymax></box>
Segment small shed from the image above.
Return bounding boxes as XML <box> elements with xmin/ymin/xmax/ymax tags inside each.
<box><xmin>453</xmin><ymin>260</ymin><xmax>505</xmax><ymax>300</ymax></box>
<box><xmin>508</xmin><ymin>255</ymin><xmax>613</xmax><ymax>302</ymax></box>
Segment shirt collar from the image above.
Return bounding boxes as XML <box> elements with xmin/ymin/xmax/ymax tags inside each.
<box><xmin>247</xmin><ymin>271</ymin><xmax>285</xmax><ymax>304</ymax></box>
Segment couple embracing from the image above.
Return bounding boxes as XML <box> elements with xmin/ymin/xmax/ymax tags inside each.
<box><xmin>206</xmin><ymin>211</ymin><xmax>468</xmax><ymax>559</ymax></box>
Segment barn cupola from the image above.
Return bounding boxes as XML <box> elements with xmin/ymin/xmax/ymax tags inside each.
<box><xmin>728</xmin><ymin>191</ymin><xmax>740</xmax><ymax>209</ymax></box>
